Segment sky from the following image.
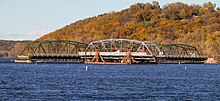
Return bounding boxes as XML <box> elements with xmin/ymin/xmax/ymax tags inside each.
<box><xmin>0</xmin><ymin>0</ymin><xmax>219</xmax><ymax>40</ymax></box>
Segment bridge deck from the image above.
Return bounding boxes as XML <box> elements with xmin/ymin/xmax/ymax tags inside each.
<box><xmin>156</xmin><ymin>55</ymin><xmax>208</xmax><ymax>63</ymax></box>
<box><xmin>157</xmin><ymin>55</ymin><xmax>208</xmax><ymax>59</ymax></box>
<box><xmin>79</xmin><ymin>52</ymin><xmax>153</xmax><ymax>57</ymax></box>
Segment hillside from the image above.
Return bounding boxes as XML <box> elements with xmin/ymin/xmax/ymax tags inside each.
<box><xmin>37</xmin><ymin>1</ymin><xmax>220</xmax><ymax>62</ymax></box>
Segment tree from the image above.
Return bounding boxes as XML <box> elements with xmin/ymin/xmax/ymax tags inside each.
<box><xmin>179</xmin><ymin>8</ymin><xmax>192</xmax><ymax>19</ymax></box>
<box><xmin>198</xmin><ymin>2</ymin><xmax>216</xmax><ymax>17</ymax></box>
<box><xmin>163</xmin><ymin>2</ymin><xmax>191</xmax><ymax>20</ymax></box>
<box><xmin>191</xmin><ymin>5</ymin><xmax>201</xmax><ymax>16</ymax></box>
<box><xmin>152</xmin><ymin>1</ymin><xmax>160</xmax><ymax>9</ymax></box>
<box><xmin>203</xmin><ymin>2</ymin><xmax>216</xmax><ymax>11</ymax></box>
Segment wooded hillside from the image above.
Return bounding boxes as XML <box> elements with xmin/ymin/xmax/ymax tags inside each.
<box><xmin>0</xmin><ymin>40</ymin><xmax>31</xmax><ymax>58</ymax></box>
<box><xmin>37</xmin><ymin>2</ymin><xmax>220</xmax><ymax>62</ymax></box>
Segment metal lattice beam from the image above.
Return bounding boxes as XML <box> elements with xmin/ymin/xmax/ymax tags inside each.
<box><xmin>159</xmin><ymin>44</ymin><xmax>200</xmax><ymax>56</ymax></box>
<box><xmin>20</xmin><ymin>40</ymin><xmax>88</xmax><ymax>56</ymax></box>
<box><xmin>85</xmin><ymin>39</ymin><xmax>161</xmax><ymax>56</ymax></box>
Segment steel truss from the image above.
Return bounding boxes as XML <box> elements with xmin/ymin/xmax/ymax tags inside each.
<box><xmin>81</xmin><ymin>39</ymin><xmax>161</xmax><ymax>64</ymax></box>
<box><xmin>20</xmin><ymin>40</ymin><xmax>88</xmax><ymax>56</ymax></box>
<box><xmin>159</xmin><ymin>44</ymin><xmax>200</xmax><ymax>56</ymax></box>
<box><xmin>85</xmin><ymin>39</ymin><xmax>161</xmax><ymax>56</ymax></box>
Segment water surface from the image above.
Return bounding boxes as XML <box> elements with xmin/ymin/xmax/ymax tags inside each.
<box><xmin>0</xmin><ymin>63</ymin><xmax>220</xmax><ymax>100</ymax></box>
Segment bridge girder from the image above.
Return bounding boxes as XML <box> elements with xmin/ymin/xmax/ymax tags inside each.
<box><xmin>20</xmin><ymin>40</ymin><xmax>88</xmax><ymax>56</ymax></box>
<box><xmin>85</xmin><ymin>39</ymin><xmax>161</xmax><ymax>56</ymax></box>
<box><xmin>159</xmin><ymin>44</ymin><xmax>200</xmax><ymax>56</ymax></box>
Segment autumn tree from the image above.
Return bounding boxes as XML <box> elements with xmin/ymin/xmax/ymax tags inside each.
<box><xmin>163</xmin><ymin>2</ymin><xmax>193</xmax><ymax>20</ymax></box>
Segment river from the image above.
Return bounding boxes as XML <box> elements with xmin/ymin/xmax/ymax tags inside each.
<box><xmin>0</xmin><ymin>63</ymin><xmax>220</xmax><ymax>100</ymax></box>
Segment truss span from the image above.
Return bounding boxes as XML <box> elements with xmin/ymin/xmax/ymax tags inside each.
<box><xmin>157</xmin><ymin>44</ymin><xmax>208</xmax><ymax>63</ymax></box>
<box><xmin>79</xmin><ymin>39</ymin><xmax>161</xmax><ymax>63</ymax></box>
<box><xmin>159</xmin><ymin>44</ymin><xmax>200</xmax><ymax>56</ymax></box>
<box><xmin>20</xmin><ymin>40</ymin><xmax>88</xmax><ymax>56</ymax></box>
<box><xmin>84</xmin><ymin>39</ymin><xmax>161</xmax><ymax>56</ymax></box>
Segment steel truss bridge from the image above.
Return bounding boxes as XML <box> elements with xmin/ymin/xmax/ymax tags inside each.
<box><xmin>16</xmin><ymin>39</ymin><xmax>208</xmax><ymax>64</ymax></box>
<box><xmin>79</xmin><ymin>39</ymin><xmax>161</xmax><ymax>64</ymax></box>
<box><xmin>157</xmin><ymin>44</ymin><xmax>207</xmax><ymax>63</ymax></box>
<box><xmin>17</xmin><ymin>40</ymin><xmax>88</xmax><ymax>63</ymax></box>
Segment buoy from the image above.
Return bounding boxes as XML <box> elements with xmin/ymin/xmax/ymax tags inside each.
<box><xmin>67</xmin><ymin>64</ymin><xmax>69</xmax><ymax>67</ymax></box>
<box><xmin>86</xmin><ymin>66</ymin><xmax>88</xmax><ymax>71</ymax></box>
<box><xmin>184</xmin><ymin>66</ymin><xmax>187</xmax><ymax>70</ymax></box>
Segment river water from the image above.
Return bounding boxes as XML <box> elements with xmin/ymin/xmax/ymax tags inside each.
<box><xmin>0</xmin><ymin>63</ymin><xmax>220</xmax><ymax>100</ymax></box>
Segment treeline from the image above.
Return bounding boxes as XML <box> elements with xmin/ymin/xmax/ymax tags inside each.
<box><xmin>0</xmin><ymin>40</ymin><xmax>31</xmax><ymax>58</ymax></box>
<box><xmin>37</xmin><ymin>1</ymin><xmax>220</xmax><ymax>62</ymax></box>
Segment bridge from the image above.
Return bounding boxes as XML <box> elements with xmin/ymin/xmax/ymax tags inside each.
<box><xmin>79</xmin><ymin>39</ymin><xmax>161</xmax><ymax>64</ymax></box>
<box><xmin>157</xmin><ymin>44</ymin><xmax>208</xmax><ymax>63</ymax></box>
<box><xmin>16</xmin><ymin>39</ymin><xmax>208</xmax><ymax>64</ymax></box>
<box><xmin>16</xmin><ymin>40</ymin><xmax>88</xmax><ymax>63</ymax></box>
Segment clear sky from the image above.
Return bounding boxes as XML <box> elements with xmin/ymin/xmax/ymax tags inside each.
<box><xmin>0</xmin><ymin>0</ymin><xmax>219</xmax><ymax>40</ymax></box>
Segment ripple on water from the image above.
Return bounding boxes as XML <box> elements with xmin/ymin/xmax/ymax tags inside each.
<box><xmin>0</xmin><ymin>63</ymin><xmax>220</xmax><ymax>100</ymax></box>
